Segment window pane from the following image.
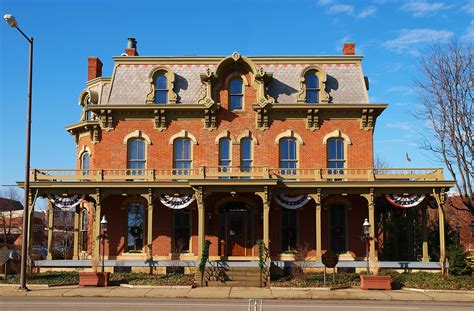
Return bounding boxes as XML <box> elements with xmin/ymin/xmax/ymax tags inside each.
<box><xmin>230</xmin><ymin>95</ymin><xmax>242</xmax><ymax>110</ymax></box>
<box><xmin>219</xmin><ymin>138</ymin><xmax>230</xmax><ymax>162</ymax></box>
<box><xmin>128</xmin><ymin>203</ymin><xmax>144</xmax><ymax>251</ymax></box>
<box><xmin>82</xmin><ymin>153</ymin><xmax>90</xmax><ymax>170</ymax></box>
<box><xmin>288</xmin><ymin>140</ymin><xmax>296</xmax><ymax>160</ymax></box>
<box><xmin>230</xmin><ymin>78</ymin><xmax>242</xmax><ymax>94</ymax></box>
<box><xmin>336</xmin><ymin>140</ymin><xmax>344</xmax><ymax>159</ymax></box>
<box><xmin>155</xmin><ymin>90</ymin><xmax>168</xmax><ymax>104</ymax></box>
<box><xmin>306</xmin><ymin>72</ymin><xmax>318</xmax><ymax>89</ymax></box>
<box><xmin>241</xmin><ymin>138</ymin><xmax>252</xmax><ymax>159</ymax></box>
<box><xmin>156</xmin><ymin>74</ymin><xmax>167</xmax><ymax>90</ymax></box>
<box><xmin>328</xmin><ymin>140</ymin><xmax>337</xmax><ymax>160</ymax></box>
<box><xmin>306</xmin><ymin>90</ymin><xmax>319</xmax><ymax>103</ymax></box>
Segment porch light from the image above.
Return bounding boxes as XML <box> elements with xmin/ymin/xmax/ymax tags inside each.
<box><xmin>363</xmin><ymin>218</ymin><xmax>371</xmax><ymax>235</ymax></box>
<box><xmin>100</xmin><ymin>215</ymin><xmax>108</xmax><ymax>233</ymax></box>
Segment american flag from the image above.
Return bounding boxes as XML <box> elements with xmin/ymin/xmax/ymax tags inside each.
<box><xmin>406</xmin><ymin>152</ymin><xmax>411</xmax><ymax>162</ymax></box>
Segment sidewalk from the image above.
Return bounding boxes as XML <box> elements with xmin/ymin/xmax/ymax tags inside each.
<box><xmin>0</xmin><ymin>285</ymin><xmax>473</xmax><ymax>302</ymax></box>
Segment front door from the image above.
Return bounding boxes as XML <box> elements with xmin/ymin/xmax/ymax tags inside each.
<box><xmin>227</xmin><ymin>213</ymin><xmax>246</xmax><ymax>256</ymax></box>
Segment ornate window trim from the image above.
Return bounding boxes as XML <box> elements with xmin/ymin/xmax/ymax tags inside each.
<box><xmin>214</xmin><ymin>130</ymin><xmax>237</xmax><ymax>145</ymax></box>
<box><xmin>79</xmin><ymin>89</ymin><xmax>99</xmax><ymax>121</ymax></box>
<box><xmin>322</xmin><ymin>130</ymin><xmax>352</xmax><ymax>145</ymax></box>
<box><xmin>169</xmin><ymin>130</ymin><xmax>198</xmax><ymax>145</ymax></box>
<box><xmin>77</xmin><ymin>145</ymin><xmax>92</xmax><ymax>159</ymax></box>
<box><xmin>123</xmin><ymin>130</ymin><xmax>152</xmax><ymax>145</ymax></box>
<box><xmin>146</xmin><ymin>66</ymin><xmax>177</xmax><ymax>104</ymax></box>
<box><xmin>297</xmin><ymin>65</ymin><xmax>329</xmax><ymax>104</ymax></box>
<box><xmin>274</xmin><ymin>130</ymin><xmax>304</xmax><ymax>145</ymax></box>
<box><xmin>237</xmin><ymin>130</ymin><xmax>259</xmax><ymax>145</ymax></box>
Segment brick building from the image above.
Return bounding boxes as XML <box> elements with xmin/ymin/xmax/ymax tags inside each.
<box><xmin>27</xmin><ymin>39</ymin><xmax>454</xmax><ymax>278</ymax></box>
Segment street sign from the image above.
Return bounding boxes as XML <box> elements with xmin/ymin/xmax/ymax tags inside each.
<box><xmin>322</xmin><ymin>251</ymin><xmax>339</xmax><ymax>268</ymax></box>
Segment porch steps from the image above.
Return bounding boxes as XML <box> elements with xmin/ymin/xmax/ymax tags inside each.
<box><xmin>197</xmin><ymin>266</ymin><xmax>266</xmax><ymax>287</ymax></box>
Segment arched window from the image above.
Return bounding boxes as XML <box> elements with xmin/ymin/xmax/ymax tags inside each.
<box><xmin>127</xmin><ymin>139</ymin><xmax>146</xmax><ymax>170</ymax></box>
<box><xmin>81</xmin><ymin>152</ymin><xmax>90</xmax><ymax>171</ymax></box>
<box><xmin>279</xmin><ymin>138</ymin><xmax>297</xmax><ymax>169</ymax></box>
<box><xmin>305</xmin><ymin>70</ymin><xmax>319</xmax><ymax>103</ymax></box>
<box><xmin>219</xmin><ymin>137</ymin><xmax>231</xmax><ymax>167</ymax></box>
<box><xmin>174</xmin><ymin>138</ymin><xmax>192</xmax><ymax>170</ymax></box>
<box><xmin>240</xmin><ymin>138</ymin><xmax>252</xmax><ymax>173</ymax></box>
<box><xmin>127</xmin><ymin>202</ymin><xmax>145</xmax><ymax>252</ymax></box>
<box><xmin>229</xmin><ymin>77</ymin><xmax>243</xmax><ymax>110</ymax></box>
<box><xmin>154</xmin><ymin>72</ymin><xmax>168</xmax><ymax>104</ymax></box>
<box><xmin>84</xmin><ymin>95</ymin><xmax>94</xmax><ymax>120</ymax></box>
<box><xmin>327</xmin><ymin>138</ymin><xmax>344</xmax><ymax>169</ymax></box>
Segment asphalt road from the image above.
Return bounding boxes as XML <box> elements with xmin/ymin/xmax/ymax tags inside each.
<box><xmin>1</xmin><ymin>297</ymin><xmax>473</xmax><ymax>311</ymax></box>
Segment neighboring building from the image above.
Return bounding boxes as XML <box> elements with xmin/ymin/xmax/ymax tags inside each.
<box><xmin>26</xmin><ymin>39</ymin><xmax>454</xmax><ymax>276</ymax></box>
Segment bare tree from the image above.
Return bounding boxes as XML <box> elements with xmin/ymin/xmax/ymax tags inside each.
<box><xmin>52</xmin><ymin>209</ymin><xmax>74</xmax><ymax>259</ymax></box>
<box><xmin>414</xmin><ymin>40</ymin><xmax>473</xmax><ymax>213</ymax></box>
<box><xmin>0</xmin><ymin>187</ymin><xmax>23</xmax><ymax>246</ymax></box>
<box><xmin>374</xmin><ymin>154</ymin><xmax>390</xmax><ymax>168</ymax></box>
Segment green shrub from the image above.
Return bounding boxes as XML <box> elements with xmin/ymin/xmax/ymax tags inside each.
<box><xmin>448</xmin><ymin>243</ymin><xmax>472</xmax><ymax>276</ymax></box>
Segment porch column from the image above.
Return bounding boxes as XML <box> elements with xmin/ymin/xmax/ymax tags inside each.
<box><xmin>91</xmin><ymin>189</ymin><xmax>102</xmax><ymax>261</ymax></box>
<box><xmin>72</xmin><ymin>206</ymin><xmax>80</xmax><ymax>260</ymax></box>
<box><xmin>433</xmin><ymin>189</ymin><xmax>446</xmax><ymax>274</ymax></box>
<box><xmin>310</xmin><ymin>189</ymin><xmax>322</xmax><ymax>261</ymax></box>
<box><xmin>46</xmin><ymin>201</ymin><xmax>54</xmax><ymax>260</ymax></box>
<box><xmin>194</xmin><ymin>188</ymin><xmax>206</xmax><ymax>260</ymax></box>
<box><xmin>146</xmin><ymin>189</ymin><xmax>154</xmax><ymax>260</ymax></box>
<box><xmin>362</xmin><ymin>189</ymin><xmax>376</xmax><ymax>260</ymax></box>
<box><xmin>256</xmin><ymin>187</ymin><xmax>271</xmax><ymax>249</ymax></box>
<box><xmin>422</xmin><ymin>206</ymin><xmax>429</xmax><ymax>262</ymax></box>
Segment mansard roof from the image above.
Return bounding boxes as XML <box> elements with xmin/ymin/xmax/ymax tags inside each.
<box><xmin>87</xmin><ymin>54</ymin><xmax>369</xmax><ymax>106</ymax></box>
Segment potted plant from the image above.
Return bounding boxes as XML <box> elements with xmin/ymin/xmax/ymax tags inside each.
<box><xmin>360</xmin><ymin>259</ymin><xmax>391</xmax><ymax>290</ymax></box>
<box><xmin>79</xmin><ymin>258</ymin><xmax>110</xmax><ymax>287</ymax></box>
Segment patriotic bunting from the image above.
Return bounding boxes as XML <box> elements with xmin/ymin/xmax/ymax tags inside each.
<box><xmin>160</xmin><ymin>194</ymin><xmax>195</xmax><ymax>210</ymax></box>
<box><xmin>48</xmin><ymin>194</ymin><xmax>85</xmax><ymax>209</ymax></box>
<box><xmin>275</xmin><ymin>194</ymin><xmax>311</xmax><ymax>210</ymax></box>
<box><xmin>385</xmin><ymin>194</ymin><xmax>426</xmax><ymax>208</ymax></box>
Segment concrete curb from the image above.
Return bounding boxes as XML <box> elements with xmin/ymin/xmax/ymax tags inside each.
<box><xmin>120</xmin><ymin>284</ymin><xmax>192</xmax><ymax>289</ymax></box>
<box><xmin>404</xmin><ymin>288</ymin><xmax>474</xmax><ymax>294</ymax></box>
<box><xmin>271</xmin><ymin>287</ymin><xmax>330</xmax><ymax>291</ymax></box>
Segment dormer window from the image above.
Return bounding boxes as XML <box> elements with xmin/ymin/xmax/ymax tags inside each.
<box><xmin>146</xmin><ymin>67</ymin><xmax>177</xmax><ymax>104</ymax></box>
<box><xmin>229</xmin><ymin>77</ymin><xmax>243</xmax><ymax>110</ymax></box>
<box><xmin>154</xmin><ymin>73</ymin><xmax>168</xmax><ymax>104</ymax></box>
<box><xmin>84</xmin><ymin>95</ymin><xmax>93</xmax><ymax>120</ymax></box>
<box><xmin>298</xmin><ymin>65</ymin><xmax>329</xmax><ymax>104</ymax></box>
<box><xmin>305</xmin><ymin>70</ymin><xmax>319</xmax><ymax>103</ymax></box>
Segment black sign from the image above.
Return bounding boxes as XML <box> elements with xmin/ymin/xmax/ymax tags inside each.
<box><xmin>321</xmin><ymin>251</ymin><xmax>339</xmax><ymax>268</ymax></box>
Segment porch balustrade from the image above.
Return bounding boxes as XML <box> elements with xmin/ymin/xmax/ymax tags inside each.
<box><xmin>29</xmin><ymin>166</ymin><xmax>444</xmax><ymax>182</ymax></box>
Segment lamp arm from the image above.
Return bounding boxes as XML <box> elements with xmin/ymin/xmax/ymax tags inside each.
<box><xmin>15</xmin><ymin>26</ymin><xmax>32</xmax><ymax>43</ymax></box>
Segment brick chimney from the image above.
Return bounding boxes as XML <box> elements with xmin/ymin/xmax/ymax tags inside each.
<box><xmin>343</xmin><ymin>42</ymin><xmax>355</xmax><ymax>55</ymax></box>
<box><xmin>88</xmin><ymin>57</ymin><xmax>103</xmax><ymax>81</ymax></box>
<box><xmin>125</xmin><ymin>38</ymin><xmax>138</xmax><ymax>56</ymax></box>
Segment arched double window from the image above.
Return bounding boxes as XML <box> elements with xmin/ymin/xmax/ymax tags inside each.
<box><xmin>174</xmin><ymin>138</ymin><xmax>192</xmax><ymax>170</ymax></box>
<box><xmin>127</xmin><ymin>139</ymin><xmax>146</xmax><ymax>170</ymax></box>
<box><xmin>229</xmin><ymin>77</ymin><xmax>243</xmax><ymax>111</ymax></box>
<box><xmin>279</xmin><ymin>138</ymin><xmax>297</xmax><ymax>169</ymax></box>
<box><xmin>327</xmin><ymin>138</ymin><xmax>345</xmax><ymax>169</ymax></box>
<box><xmin>154</xmin><ymin>72</ymin><xmax>168</xmax><ymax>104</ymax></box>
<box><xmin>305</xmin><ymin>70</ymin><xmax>319</xmax><ymax>104</ymax></box>
<box><xmin>240</xmin><ymin>138</ymin><xmax>252</xmax><ymax>173</ymax></box>
<box><xmin>127</xmin><ymin>202</ymin><xmax>145</xmax><ymax>252</ymax></box>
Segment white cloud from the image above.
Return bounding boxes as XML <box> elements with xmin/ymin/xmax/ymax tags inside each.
<box><xmin>401</xmin><ymin>1</ymin><xmax>449</xmax><ymax>16</ymax></box>
<box><xmin>386</xmin><ymin>86</ymin><xmax>414</xmax><ymax>94</ymax></box>
<box><xmin>318</xmin><ymin>0</ymin><xmax>333</xmax><ymax>5</ymax></box>
<box><xmin>385</xmin><ymin>122</ymin><xmax>416</xmax><ymax>132</ymax></box>
<box><xmin>462</xmin><ymin>21</ymin><xmax>474</xmax><ymax>41</ymax></box>
<box><xmin>357</xmin><ymin>6</ymin><xmax>377</xmax><ymax>18</ymax></box>
<box><xmin>383</xmin><ymin>29</ymin><xmax>453</xmax><ymax>55</ymax></box>
<box><xmin>328</xmin><ymin>4</ymin><xmax>354</xmax><ymax>15</ymax></box>
<box><xmin>462</xmin><ymin>0</ymin><xmax>474</xmax><ymax>14</ymax></box>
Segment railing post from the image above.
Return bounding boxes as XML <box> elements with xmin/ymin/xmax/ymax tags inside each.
<box><xmin>437</xmin><ymin>168</ymin><xmax>443</xmax><ymax>180</ymax></box>
<box><xmin>368</xmin><ymin>169</ymin><xmax>375</xmax><ymax>181</ymax></box>
<box><xmin>263</xmin><ymin>166</ymin><xmax>269</xmax><ymax>179</ymax></box>
<box><xmin>29</xmin><ymin>169</ymin><xmax>36</xmax><ymax>182</ymax></box>
<box><xmin>98</xmin><ymin>169</ymin><xmax>104</xmax><ymax>181</ymax></box>
<box><xmin>199</xmin><ymin>166</ymin><xmax>206</xmax><ymax>179</ymax></box>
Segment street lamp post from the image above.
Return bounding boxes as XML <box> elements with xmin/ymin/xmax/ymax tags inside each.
<box><xmin>3</xmin><ymin>13</ymin><xmax>34</xmax><ymax>291</ymax></box>
<box><xmin>363</xmin><ymin>218</ymin><xmax>371</xmax><ymax>275</ymax></box>
<box><xmin>100</xmin><ymin>216</ymin><xmax>108</xmax><ymax>273</ymax></box>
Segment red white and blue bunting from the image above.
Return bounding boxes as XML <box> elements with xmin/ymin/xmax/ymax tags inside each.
<box><xmin>48</xmin><ymin>194</ymin><xmax>86</xmax><ymax>209</ymax></box>
<box><xmin>159</xmin><ymin>194</ymin><xmax>195</xmax><ymax>210</ymax></box>
<box><xmin>275</xmin><ymin>194</ymin><xmax>311</xmax><ymax>210</ymax></box>
<box><xmin>385</xmin><ymin>194</ymin><xmax>426</xmax><ymax>208</ymax></box>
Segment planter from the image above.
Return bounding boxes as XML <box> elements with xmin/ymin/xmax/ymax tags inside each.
<box><xmin>79</xmin><ymin>272</ymin><xmax>110</xmax><ymax>287</ymax></box>
<box><xmin>360</xmin><ymin>275</ymin><xmax>391</xmax><ymax>290</ymax></box>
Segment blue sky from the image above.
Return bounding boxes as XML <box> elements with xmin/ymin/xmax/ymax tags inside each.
<box><xmin>0</xmin><ymin>0</ymin><xmax>473</xmax><ymax>187</ymax></box>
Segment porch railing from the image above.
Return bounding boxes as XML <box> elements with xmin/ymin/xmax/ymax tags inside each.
<box><xmin>29</xmin><ymin>167</ymin><xmax>444</xmax><ymax>182</ymax></box>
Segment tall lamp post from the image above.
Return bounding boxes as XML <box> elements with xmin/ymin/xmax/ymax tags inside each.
<box><xmin>3</xmin><ymin>14</ymin><xmax>34</xmax><ymax>291</ymax></box>
<box><xmin>363</xmin><ymin>218</ymin><xmax>371</xmax><ymax>275</ymax></box>
<box><xmin>100</xmin><ymin>216</ymin><xmax>108</xmax><ymax>273</ymax></box>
